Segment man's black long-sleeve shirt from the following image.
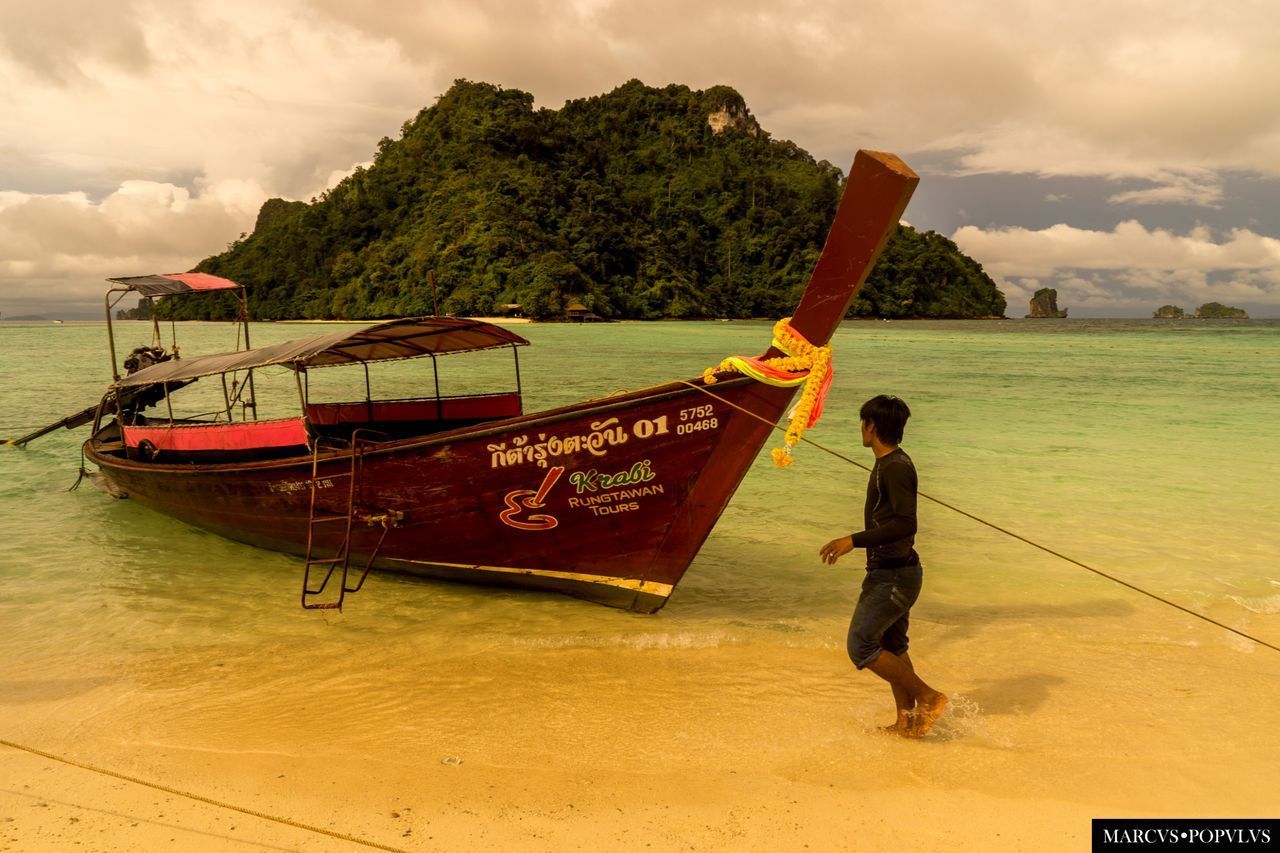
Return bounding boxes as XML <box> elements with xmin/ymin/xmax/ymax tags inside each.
<box><xmin>851</xmin><ymin>447</ymin><xmax>918</xmax><ymax>568</ymax></box>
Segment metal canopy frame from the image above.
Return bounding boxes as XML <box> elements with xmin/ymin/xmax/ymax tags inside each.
<box><xmin>294</xmin><ymin>339</ymin><xmax>525</xmax><ymax>440</ymax></box>
<box><xmin>103</xmin><ymin>275</ymin><xmax>257</xmax><ymax>431</ymax></box>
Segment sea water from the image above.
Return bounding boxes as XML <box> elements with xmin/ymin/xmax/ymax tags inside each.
<box><xmin>1</xmin><ymin>318</ymin><xmax>1277</xmax><ymax>840</ymax></box>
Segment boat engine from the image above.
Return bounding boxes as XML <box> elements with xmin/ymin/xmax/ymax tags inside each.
<box><xmin>123</xmin><ymin>346</ymin><xmax>171</xmax><ymax>374</ymax></box>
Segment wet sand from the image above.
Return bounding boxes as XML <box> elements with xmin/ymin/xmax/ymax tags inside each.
<box><xmin>4</xmin><ymin>623</ymin><xmax>1278</xmax><ymax>851</ymax></box>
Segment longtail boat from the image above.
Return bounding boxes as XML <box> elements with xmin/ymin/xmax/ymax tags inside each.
<box><xmin>72</xmin><ymin>150</ymin><xmax>917</xmax><ymax>612</ymax></box>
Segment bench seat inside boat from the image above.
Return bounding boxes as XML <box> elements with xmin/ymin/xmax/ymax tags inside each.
<box><xmin>306</xmin><ymin>392</ymin><xmax>521</xmax><ymax>439</ymax></box>
<box><xmin>117</xmin><ymin>393</ymin><xmax>521</xmax><ymax>462</ymax></box>
<box><xmin>123</xmin><ymin>417</ymin><xmax>309</xmax><ymax>462</ymax></box>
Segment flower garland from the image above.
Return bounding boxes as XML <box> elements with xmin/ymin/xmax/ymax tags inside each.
<box><xmin>702</xmin><ymin>317</ymin><xmax>833</xmax><ymax>467</ymax></box>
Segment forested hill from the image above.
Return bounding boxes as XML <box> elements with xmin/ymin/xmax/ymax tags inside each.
<box><xmin>182</xmin><ymin>80</ymin><xmax>1006</xmax><ymax>321</ymax></box>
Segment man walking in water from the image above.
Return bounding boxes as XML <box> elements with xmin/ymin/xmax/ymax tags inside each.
<box><xmin>819</xmin><ymin>395</ymin><xmax>948</xmax><ymax>738</ymax></box>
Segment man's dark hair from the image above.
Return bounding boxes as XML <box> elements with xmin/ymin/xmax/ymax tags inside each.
<box><xmin>860</xmin><ymin>395</ymin><xmax>911</xmax><ymax>445</ymax></box>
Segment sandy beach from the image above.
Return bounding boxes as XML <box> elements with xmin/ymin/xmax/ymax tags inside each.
<box><xmin>4</xmin><ymin>616</ymin><xmax>1278</xmax><ymax>852</ymax></box>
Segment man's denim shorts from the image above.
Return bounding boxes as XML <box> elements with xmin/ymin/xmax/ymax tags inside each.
<box><xmin>847</xmin><ymin>563</ymin><xmax>923</xmax><ymax>669</ymax></box>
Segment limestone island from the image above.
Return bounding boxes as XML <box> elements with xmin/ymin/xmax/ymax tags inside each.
<box><xmin>148</xmin><ymin>80</ymin><xmax>1006</xmax><ymax>323</ymax></box>
<box><xmin>1026</xmin><ymin>287</ymin><xmax>1068</xmax><ymax>318</ymax></box>
<box><xmin>1153</xmin><ymin>305</ymin><xmax>1186</xmax><ymax>318</ymax></box>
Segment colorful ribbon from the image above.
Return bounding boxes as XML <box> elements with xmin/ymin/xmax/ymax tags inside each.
<box><xmin>702</xmin><ymin>317</ymin><xmax>834</xmax><ymax>467</ymax></box>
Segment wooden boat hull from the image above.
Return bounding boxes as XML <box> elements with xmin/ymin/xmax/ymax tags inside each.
<box><xmin>87</xmin><ymin>376</ymin><xmax>793</xmax><ymax>612</ymax></box>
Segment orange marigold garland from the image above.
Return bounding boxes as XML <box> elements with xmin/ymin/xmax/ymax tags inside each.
<box><xmin>702</xmin><ymin>317</ymin><xmax>833</xmax><ymax>467</ymax></box>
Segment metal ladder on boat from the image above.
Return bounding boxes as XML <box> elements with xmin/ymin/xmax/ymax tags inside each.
<box><xmin>301</xmin><ymin>432</ymin><xmax>403</xmax><ymax>610</ymax></box>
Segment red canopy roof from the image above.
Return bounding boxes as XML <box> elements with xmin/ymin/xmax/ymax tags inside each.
<box><xmin>107</xmin><ymin>273</ymin><xmax>242</xmax><ymax>297</ymax></box>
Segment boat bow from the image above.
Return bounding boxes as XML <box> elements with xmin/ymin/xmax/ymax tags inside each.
<box><xmin>778</xmin><ymin>150</ymin><xmax>919</xmax><ymax>351</ymax></box>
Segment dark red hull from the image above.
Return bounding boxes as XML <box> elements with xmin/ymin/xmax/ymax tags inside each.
<box><xmin>88</xmin><ymin>377</ymin><xmax>793</xmax><ymax>611</ymax></box>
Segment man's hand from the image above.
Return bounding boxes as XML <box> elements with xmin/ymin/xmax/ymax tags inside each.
<box><xmin>819</xmin><ymin>535</ymin><xmax>854</xmax><ymax>565</ymax></box>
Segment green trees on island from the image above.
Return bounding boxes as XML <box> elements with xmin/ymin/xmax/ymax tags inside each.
<box><xmin>177</xmin><ymin>80</ymin><xmax>1005</xmax><ymax>321</ymax></box>
<box><xmin>1194</xmin><ymin>302</ymin><xmax>1249</xmax><ymax>319</ymax></box>
<box><xmin>1153</xmin><ymin>303</ymin><xmax>1249</xmax><ymax>319</ymax></box>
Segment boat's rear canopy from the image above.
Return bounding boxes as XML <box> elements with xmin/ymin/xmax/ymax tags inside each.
<box><xmin>107</xmin><ymin>273</ymin><xmax>243</xmax><ymax>297</ymax></box>
<box><xmin>113</xmin><ymin>317</ymin><xmax>530</xmax><ymax>388</ymax></box>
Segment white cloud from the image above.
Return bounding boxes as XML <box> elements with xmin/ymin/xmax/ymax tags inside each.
<box><xmin>1107</xmin><ymin>173</ymin><xmax>1223</xmax><ymax>207</ymax></box>
<box><xmin>0</xmin><ymin>0</ymin><xmax>151</xmax><ymax>85</ymax></box>
<box><xmin>238</xmin><ymin>0</ymin><xmax>1280</xmax><ymax>182</ymax></box>
<box><xmin>954</xmin><ymin>221</ymin><xmax>1280</xmax><ymax>278</ymax></box>
<box><xmin>4</xmin><ymin>2</ymin><xmax>1277</xmax><ymax>190</ymax></box>
<box><xmin>955</xmin><ymin>221</ymin><xmax>1280</xmax><ymax>311</ymax></box>
<box><xmin>322</xmin><ymin>161</ymin><xmax>374</xmax><ymax>194</ymax></box>
<box><xmin>0</xmin><ymin>1</ymin><xmax>418</xmax><ymax>311</ymax></box>
<box><xmin>0</xmin><ymin>179</ymin><xmax>267</xmax><ymax>311</ymax></box>
<box><xmin>0</xmin><ymin>1</ymin><xmax>417</xmax><ymax>197</ymax></box>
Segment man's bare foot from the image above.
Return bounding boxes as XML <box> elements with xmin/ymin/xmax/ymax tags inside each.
<box><xmin>904</xmin><ymin>693</ymin><xmax>948</xmax><ymax>738</ymax></box>
<box><xmin>880</xmin><ymin>714</ymin><xmax>911</xmax><ymax>735</ymax></box>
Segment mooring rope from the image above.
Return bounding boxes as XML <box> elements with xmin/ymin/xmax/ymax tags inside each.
<box><xmin>679</xmin><ymin>380</ymin><xmax>1280</xmax><ymax>656</ymax></box>
<box><xmin>0</xmin><ymin>738</ymin><xmax>410</xmax><ymax>853</ymax></box>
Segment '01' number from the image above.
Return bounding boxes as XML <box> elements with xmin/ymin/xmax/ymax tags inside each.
<box><xmin>632</xmin><ymin>415</ymin><xmax>670</xmax><ymax>439</ymax></box>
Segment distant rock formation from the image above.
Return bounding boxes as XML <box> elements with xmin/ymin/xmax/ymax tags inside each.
<box><xmin>1026</xmin><ymin>288</ymin><xmax>1068</xmax><ymax>318</ymax></box>
<box><xmin>1194</xmin><ymin>302</ymin><xmax>1248</xmax><ymax>319</ymax></box>
<box><xmin>1153</xmin><ymin>305</ymin><xmax>1186</xmax><ymax>318</ymax></box>
<box><xmin>704</xmin><ymin>86</ymin><xmax>759</xmax><ymax>136</ymax></box>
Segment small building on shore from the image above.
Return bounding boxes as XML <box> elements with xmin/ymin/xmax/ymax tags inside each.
<box><xmin>564</xmin><ymin>302</ymin><xmax>607</xmax><ymax>322</ymax></box>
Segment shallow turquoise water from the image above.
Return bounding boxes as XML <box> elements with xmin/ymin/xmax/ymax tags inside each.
<box><xmin>0</xmin><ymin>318</ymin><xmax>1277</xmax><ymax>669</ymax></box>
<box><xmin>4</xmin><ymin>316</ymin><xmax>1279</xmax><ymax>842</ymax></box>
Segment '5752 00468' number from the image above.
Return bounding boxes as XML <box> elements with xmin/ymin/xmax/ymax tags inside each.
<box><xmin>677</xmin><ymin>405</ymin><xmax>718</xmax><ymax>434</ymax></box>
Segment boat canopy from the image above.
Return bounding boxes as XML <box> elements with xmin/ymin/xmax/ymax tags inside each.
<box><xmin>107</xmin><ymin>273</ymin><xmax>243</xmax><ymax>297</ymax></box>
<box><xmin>113</xmin><ymin>317</ymin><xmax>530</xmax><ymax>389</ymax></box>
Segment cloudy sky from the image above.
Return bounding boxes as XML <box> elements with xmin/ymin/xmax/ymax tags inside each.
<box><xmin>2</xmin><ymin>0</ymin><xmax>1277</xmax><ymax>318</ymax></box>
